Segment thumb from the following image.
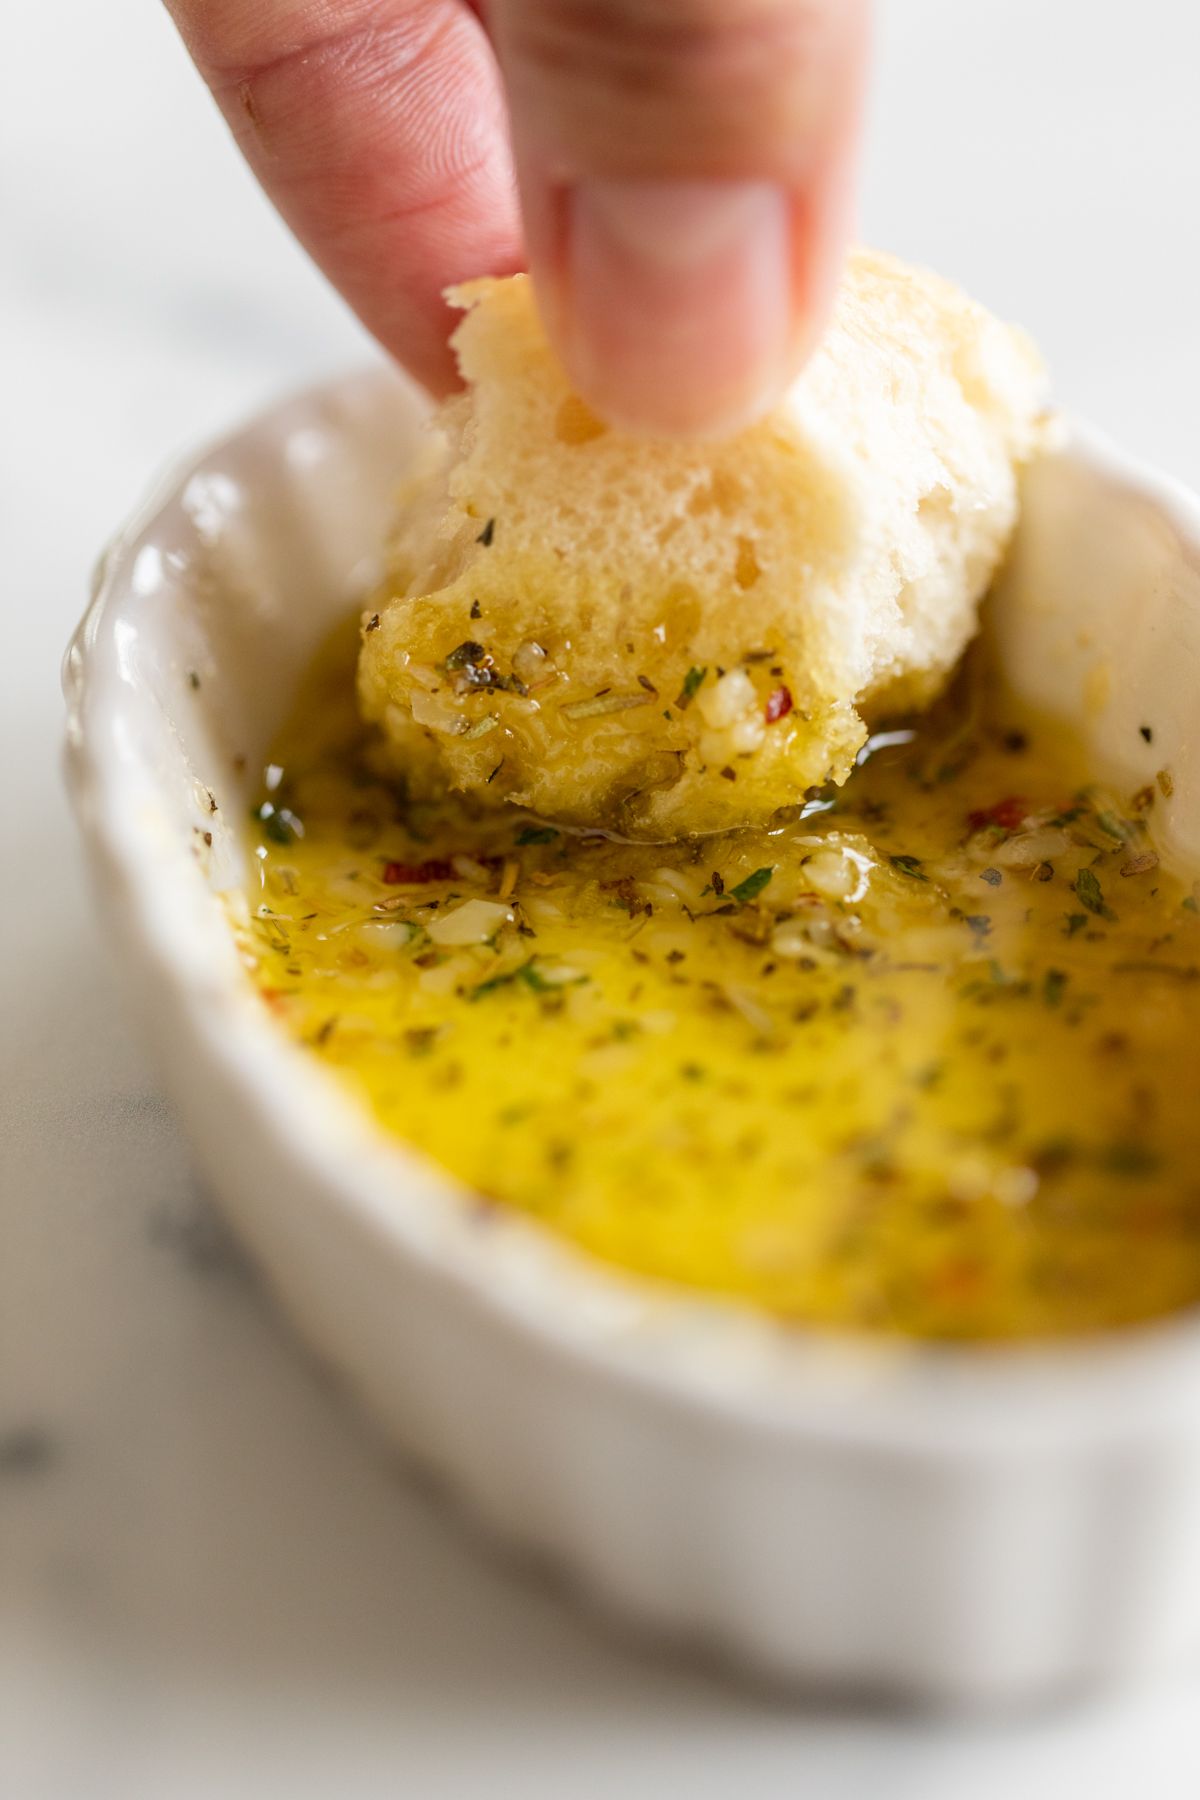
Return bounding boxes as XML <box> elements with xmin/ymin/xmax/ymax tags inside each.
<box><xmin>488</xmin><ymin>0</ymin><xmax>869</xmax><ymax>437</ymax></box>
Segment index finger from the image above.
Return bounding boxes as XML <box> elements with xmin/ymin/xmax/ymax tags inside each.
<box><xmin>164</xmin><ymin>0</ymin><xmax>525</xmax><ymax>394</ymax></box>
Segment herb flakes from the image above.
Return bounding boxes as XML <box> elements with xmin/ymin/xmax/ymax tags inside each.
<box><xmin>1042</xmin><ymin>968</ymin><xmax>1068</xmax><ymax>1008</ymax></box>
<box><xmin>729</xmin><ymin>867</ymin><xmax>774</xmax><ymax>905</ymax></box>
<box><xmin>469</xmin><ymin>959</ymin><xmax>587</xmax><ymax>1002</ymax></box>
<box><xmin>1074</xmin><ymin>866</ymin><xmax>1117</xmax><ymax>923</ymax></box>
<box><xmin>675</xmin><ymin>666</ymin><xmax>708</xmax><ymax>709</ymax></box>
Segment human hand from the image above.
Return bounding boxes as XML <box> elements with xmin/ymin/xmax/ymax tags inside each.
<box><xmin>165</xmin><ymin>1</ymin><xmax>868</xmax><ymax>437</ymax></box>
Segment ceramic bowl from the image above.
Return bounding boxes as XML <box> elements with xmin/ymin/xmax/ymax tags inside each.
<box><xmin>64</xmin><ymin>366</ymin><xmax>1200</xmax><ymax>1704</ymax></box>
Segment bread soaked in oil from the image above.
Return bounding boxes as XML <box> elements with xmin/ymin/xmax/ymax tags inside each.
<box><xmin>358</xmin><ymin>255</ymin><xmax>1047</xmax><ymax>838</ymax></box>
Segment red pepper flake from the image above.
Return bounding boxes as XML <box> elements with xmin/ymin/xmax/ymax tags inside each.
<box><xmin>931</xmin><ymin>1257</ymin><xmax>987</xmax><ymax>1302</ymax></box>
<box><xmin>381</xmin><ymin>858</ymin><xmax>454</xmax><ymax>885</ymax></box>
<box><xmin>765</xmin><ymin>684</ymin><xmax>793</xmax><ymax>723</ymax></box>
<box><xmin>967</xmin><ymin>795</ymin><xmax>1027</xmax><ymax>833</ymax></box>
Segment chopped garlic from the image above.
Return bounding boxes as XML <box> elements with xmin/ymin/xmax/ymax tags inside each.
<box><xmin>697</xmin><ymin>667</ymin><xmax>757</xmax><ymax>729</ymax></box>
<box><xmin>427</xmin><ymin>898</ymin><xmax>514</xmax><ymax>946</ymax></box>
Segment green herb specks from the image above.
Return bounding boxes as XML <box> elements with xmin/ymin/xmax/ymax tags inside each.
<box><xmin>1074</xmin><ymin>866</ymin><xmax>1117</xmax><ymax>923</ymax></box>
<box><xmin>729</xmin><ymin>867</ymin><xmax>774</xmax><ymax>905</ymax></box>
<box><xmin>675</xmin><ymin>666</ymin><xmax>708</xmax><ymax>709</ymax></box>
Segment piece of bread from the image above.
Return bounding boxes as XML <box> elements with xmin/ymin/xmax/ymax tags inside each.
<box><xmin>359</xmin><ymin>250</ymin><xmax>1048</xmax><ymax>837</ymax></box>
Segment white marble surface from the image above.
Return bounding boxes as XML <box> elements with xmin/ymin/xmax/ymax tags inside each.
<box><xmin>4</xmin><ymin>3</ymin><xmax>1200</xmax><ymax>1794</ymax></box>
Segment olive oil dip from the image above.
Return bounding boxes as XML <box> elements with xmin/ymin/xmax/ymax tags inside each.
<box><xmin>229</xmin><ymin>629</ymin><xmax>1200</xmax><ymax>1340</ymax></box>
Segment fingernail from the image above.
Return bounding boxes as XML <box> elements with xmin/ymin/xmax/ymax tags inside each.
<box><xmin>562</xmin><ymin>180</ymin><xmax>793</xmax><ymax>438</ymax></box>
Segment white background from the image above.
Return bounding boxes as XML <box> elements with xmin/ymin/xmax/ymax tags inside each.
<box><xmin>4</xmin><ymin>3</ymin><xmax>1200</xmax><ymax>1794</ymax></box>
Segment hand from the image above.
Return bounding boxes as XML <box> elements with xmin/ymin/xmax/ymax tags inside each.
<box><xmin>165</xmin><ymin>1</ymin><xmax>868</xmax><ymax>437</ymax></box>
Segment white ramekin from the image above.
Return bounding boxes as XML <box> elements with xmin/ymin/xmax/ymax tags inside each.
<box><xmin>63</xmin><ymin>366</ymin><xmax>1200</xmax><ymax>1705</ymax></box>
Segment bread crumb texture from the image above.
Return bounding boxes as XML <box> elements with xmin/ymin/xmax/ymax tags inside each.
<box><xmin>359</xmin><ymin>250</ymin><xmax>1049</xmax><ymax>837</ymax></box>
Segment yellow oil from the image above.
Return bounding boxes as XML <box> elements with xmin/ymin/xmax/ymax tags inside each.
<box><xmin>230</xmin><ymin>627</ymin><xmax>1200</xmax><ymax>1339</ymax></box>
